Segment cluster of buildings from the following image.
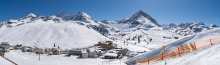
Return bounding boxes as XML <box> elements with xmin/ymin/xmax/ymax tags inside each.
<box><xmin>0</xmin><ymin>41</ymin><xmax>132</xmax><ymax>59</ymax></box>
<box><xmin>68</xmin><ymin>41</ymin><xmax>129</xmax><ymax>59</ymax></box>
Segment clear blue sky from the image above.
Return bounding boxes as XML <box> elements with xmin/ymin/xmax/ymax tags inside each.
<box><xmin>1</xmin><ymin>0</ymin><xmax>220</xmax><ymax>25</ymax></box>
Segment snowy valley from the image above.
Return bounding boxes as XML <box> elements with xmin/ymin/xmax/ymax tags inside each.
<box><xmin>0</xmin><ymin>10</ymin><xmax>220</xmax><ymax>65</ymax></box>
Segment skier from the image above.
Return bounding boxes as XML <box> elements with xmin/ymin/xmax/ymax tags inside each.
<box><xmin>150</xmin><ymin>38</ymin><xmax>152</xmax><ymax>41</ymax></box>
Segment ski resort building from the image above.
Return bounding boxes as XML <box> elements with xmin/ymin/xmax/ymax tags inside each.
<box><xmin>37</xmin><ymin>48</ymin><xmax>45</xmax><ymax>54</ymax></box>
<box><xmin>88</xmin><ymin>51</ymin><xmax>98</xmax><ymax>58</ymax></box>
<box><xmin>22</xmin><ymin>46</ymin><xmax>34</xmax><ymax>52</ymax></box>
<box><xmin>0</xmin><ymin>42</ymin><xmax>10</xmax><ymax>48</ymax></box>
<box><xmin>103</xmin><ymin>50</ymin><xmax>122</xmax><ymax>59</ymax></box>
<box><xmin>14</xmin><ymin>44</ymin><xmax>22</xmax><ymax>49</ymax></box>
<box><xmin>69</xmin><ymin>49</ymin><xmax>82</xmax><ymax>55</ymax></box>
<box><xmin>103</xmin><ymin>53</ymin><xmax>118</xmax><ymax>59</ymax></box>
<box><xmin>0</xmin><ymin>42</ymin><xmax>10</xmax><ymax>52</ymax></box>
<box><xmin>97</xmin><ymin>41</ymin><xmax>116</xmax><ymax>50</ymax></box>
<box><xmin>81</xmin><ymin>51</ymin><xmax>88</xmax><ymax>58</ymax></box>
<box><xmin>60</xmin><ymin>49</ymin><xmax>69</xmax><ymax>54</ymax></box>
<box><xmin>48</xmin><ymin>47</ymin><xmax>61</xmax><ymax>55</ymax></box>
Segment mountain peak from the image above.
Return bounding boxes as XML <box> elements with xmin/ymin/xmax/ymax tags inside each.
<box><xmin>137</xmin><ymin>10</ymin><xmax>144</xmax><ymax>13</ymax></box>
<box><xmin>199</xmin><ymin>22</ymin><xmax>205</xmax><ymax>25</ymax></box>
<box><xmin>118</xmin><ymin>18</ymin><xmax>129</xmax><ymax>23</ymax></box>
<box><xmin>79</xmin><ymin>11</ymin><xmax>84</xmax><ymax>13</ymax></box>
<box><xmin>72</xmin><ymin>11</ymin><xmax>96</xmax><ymax>23</ymax></box>
<box><xmin>134</xmin><ymin>10</ymin><xmax>147</xmax><ymax>16</ymax></box>
<box><xmin>162</xmin><ymin>23</ymin><xmax>177</xmax><ymax>30</ymax></box>
<box><xmin>61</xmin><ymin>11</ymin><xmax>68</xmax><ymax>14</ymax></box>
<box><xmin>75</xmin><ymin>11</ymin><xmax>90</xmax><ymax>17</ymax></box>
<box><xmin>77</xmin><ymin>11</ymin><xmax>86</xmax><ymax>15</ymax></box>
<box><xmin>27</xmin><ymin>13</ymin><xmax>36</xmax><ymax>17</ymax></box>
<box><xmin>122</xmin><ymin>10</ymin><xmax>160</xmax><ymax>27</ymax></box>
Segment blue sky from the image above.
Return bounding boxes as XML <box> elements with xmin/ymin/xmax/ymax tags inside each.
<box><xmin>0</xmin><ymin>0</ymin><xmax>220</xmax><ymax>25</ymax></box>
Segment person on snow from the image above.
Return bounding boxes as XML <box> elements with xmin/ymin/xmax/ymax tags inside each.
<box><xmin>150</xmin><ymin>38</ymin><xmax>152</xmax><ymax>41</ymax></box>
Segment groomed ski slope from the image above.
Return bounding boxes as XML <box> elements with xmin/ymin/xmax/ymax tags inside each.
<box><xmin>126</xmin><ymin>28</ymin><xmax>220</xmax><ymax>65</ymax></box>
<box><xmin>0</xmin><ymin>20</ymin><xmax>108</xmax><ymax>48</ymax></box>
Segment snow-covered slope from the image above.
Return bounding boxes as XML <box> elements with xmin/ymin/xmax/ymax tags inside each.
<box><xmin>126</xmin><ymin>28</ymin><xmax>220</xmax><ymax>65</ymax></box>
<box><xmin>0</xmin><ymin>20</ymin><xmax>108</xmax><ymax>48</ymax></box>
<box><xmin>149</xmin><ymin>40</ymin><xmax>220</xmax><ymax>65</ymax></box>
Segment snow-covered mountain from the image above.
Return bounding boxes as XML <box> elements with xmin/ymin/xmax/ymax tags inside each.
<box><xmin>118</xmin><ymin>18</ymin><xmax>129</xmax><ymax>23</ymax></box>
<box><xmin>101</xmin><ymin>20</ymin><xmax>117</xmax><ymax>24</ymax></box>
<box><xmin>57</xmin><ymin>12</ymin><xmax>74</xmax><ymax>20</ymax></box>
<box><xmin>160</xmin><ymin>22</ymin><xmax>219</xmax><ymax>36</ymax></box>
<box><xmin>173</xmin><ymin>22</ymin><xmax>219</xmax><ymax>36</ymax></box>
<box><xmin>1</xmin><ymin>11</ymin><xmax>110</xmax><ymax>35</ymax></box>
<box><xmin>71</xmin><ymin>11</ymin><xmax>98</xmax><ymax>23</ymax></box>
<box><xmin>161</xmin><ymin>23</ymin><xmax>177</xmax><ymax>30</ymax></box>
<box><xmin>0</xmin><ymin>10</ymin><xmax>220</xmax><ymax>65</ymax></box>
<box><xmin>119</xmin><ymin>10</ymin><xmax>160</xmax><ymax>27</ymax></box>
<box><xmin>1</xmin><ymin>10</ymin><xmax>219</xmax><ymax>47</ymax></box>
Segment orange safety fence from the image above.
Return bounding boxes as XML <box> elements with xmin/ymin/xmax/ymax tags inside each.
<box><xmin>135</xmin><ymin>37</ymin><xmax>220</xmax><ymax>65</ymax></box>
